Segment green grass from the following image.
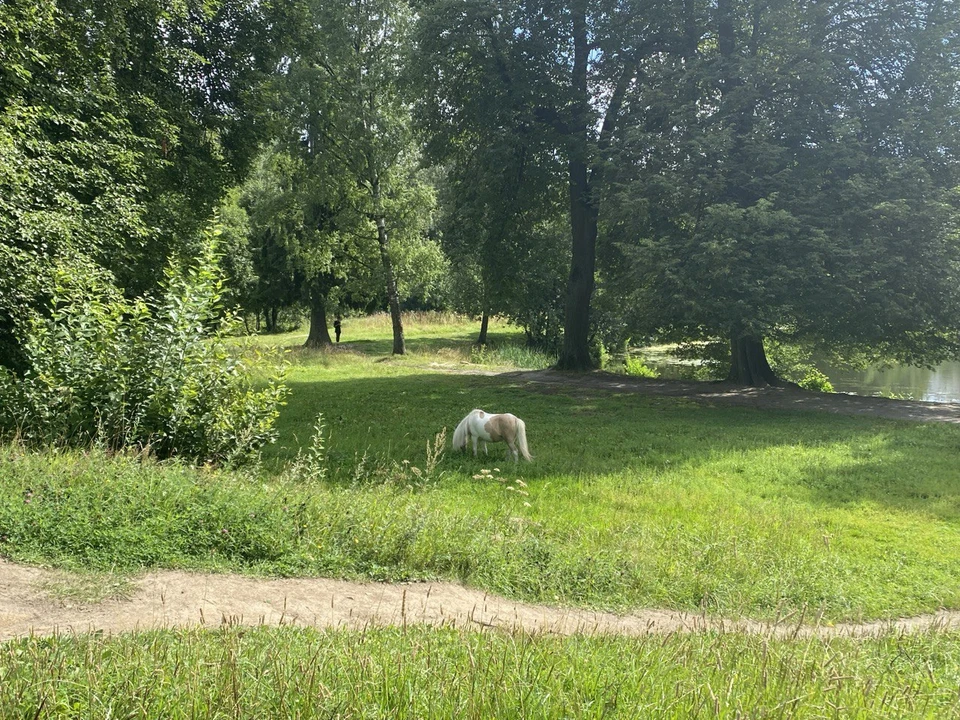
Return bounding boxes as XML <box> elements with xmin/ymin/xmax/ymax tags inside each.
<box><xmin>3</xmin><ymin>626</ymin><xmax>960</xmax><ymax>718</ymax></box>
<box><xmin>5</xmin><ymin>313</ymin><xmax>960</xmax><ymax>717</ymax></box>
<box><xmin>3</xmin><ymin>313</ymin><xmax>960</xmax><ymax>622</ymax></box>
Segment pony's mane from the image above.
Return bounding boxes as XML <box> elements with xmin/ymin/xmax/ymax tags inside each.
<box><xmin>452</xmin><ymin>411</ymin><xmax>473</xmax><ymax>450</ymax></box>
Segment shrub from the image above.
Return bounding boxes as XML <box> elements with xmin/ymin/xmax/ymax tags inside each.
<box><xmin>622</xmin><ymin>340</ymin><xmax>660</xmax><ymax>378</ymax></box>
<box><xmin>798</xmin><ymin>368</ymin><xmax>835</xmax><ymax>393</ymax></box>
<box><xmin>0</xmin><ymin>235</ymin><xmax>287</xmax><ymax>466</ymax></box>
<box><xmin>590</xmin><ymin>338</ymin><xmax>611</xmax><ymax>370</ymax></box>
<box><xmin>624</xmin><ymin>354</ymin><xmax>660</xmax><ymax>378</ymax></box>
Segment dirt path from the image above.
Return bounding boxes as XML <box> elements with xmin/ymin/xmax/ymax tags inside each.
<box><xmin>4</xmin><ymin>371</ymin><xmax>960</xmax><ymax>643</ymax></box>
<box><xmin>3</xmin><ymin>560</ymin><xmax>959</xmax><ymax>643</ymax></box>
<box><xmin>503</xmin><ymin>369</ymin><xmax>960</xmax><ymax>424</ymax></box>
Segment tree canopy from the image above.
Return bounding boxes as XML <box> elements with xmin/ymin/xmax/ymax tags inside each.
<box><xmin>0</xmin><ymin>0</ymin><xmax>280</xmax><ymax>369</ymax></box>
<box><xmin>3</xmin><ymin>0</ymin><xmax>960</xmax><ymax>386</ymax></box>
<box><xmin>602</xmin><ymin>0</ymin><xmax>960</xmax><ymax>383</ymax></box>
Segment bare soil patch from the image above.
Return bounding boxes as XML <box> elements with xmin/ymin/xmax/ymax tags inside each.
<box><xmin>3</xmin><ymin>371</ymin><xmax>959</xmax><ymax>642</ymax></box>
<box><xmin>3</xmin><ymin>560</ymin><xmax>960</xmax><ymax>642</ymax></box>
<box><xmin>505</xmin><ymin>369</ymin><xmax>960</xmax><ymax>424</ymax></box>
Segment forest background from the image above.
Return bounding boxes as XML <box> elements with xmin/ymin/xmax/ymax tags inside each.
<box><xmin>2</xmin><ymin>0</ymin><xmax>960</xmax><ymax>463</ymax></box>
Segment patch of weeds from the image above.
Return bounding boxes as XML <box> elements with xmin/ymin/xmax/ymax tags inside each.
<box><xmin>621</xmin><ymin>340</ymin><xmax>661</xmax><ymax>378</ymax></box>
<box><xmin>350</xmin><ymin>429</ymin><xmax>447</xmax><ymax>489</ymax></box>
<box><xmin>469</xmin><ymin>344</ymin><xmax>490</xmax><ymax>365</ymax></box>
<box><xmin>469</xmin><ymin>343</ymin><xmax>555</xmax><ymax>370</ymax></box>
<box><xmin>290</xmin><ymin>413</ymin><xmax>328</xmax><ymax>482</ymax></box>
<box><xmin>37</xmin><ymin>569</ymin><xmax>133</xmax><ymax>606</ymax></box>
<box><xmin>471</xmin><ymin>467</ymin><xmax>531</xmax><ymax>504</ymax></box>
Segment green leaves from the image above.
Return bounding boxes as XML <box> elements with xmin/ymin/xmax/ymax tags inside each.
<box><xmin>605</xmin><ymin>0</ymin><xmax>960</xmax><ymax>372</ymax></box>
<box><xmin>0</xmin><ymin>230</ymin><xmax>288</xmax><ymax>466</ymax></box>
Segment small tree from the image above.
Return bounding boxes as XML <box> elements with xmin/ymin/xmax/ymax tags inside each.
<box><xmin>276</xmin><ymin>0</ymin><xmax>434</xmax><ymax>354</ymax></box>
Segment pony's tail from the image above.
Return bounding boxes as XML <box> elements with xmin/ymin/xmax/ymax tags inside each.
<box><xmin>452</xmin><ymin>415</ymin><xmax>469</xmax><ymax>451</ymax></box>
<box><xmin>515</xmin><ymin>418</ymin><xmax>532</xmax><ymax>461</ymax></box>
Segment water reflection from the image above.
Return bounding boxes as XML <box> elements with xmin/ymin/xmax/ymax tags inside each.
<box><xmin>818</xmin><ymin>361</ymin><xmax>960</xmax><ymax>404</ymax></box>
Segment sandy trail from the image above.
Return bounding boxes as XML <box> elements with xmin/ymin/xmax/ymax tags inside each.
<box><xmin>2</xmin><ymin>560</ymin><xmax>959</xmax><ymax>642</ymax></box>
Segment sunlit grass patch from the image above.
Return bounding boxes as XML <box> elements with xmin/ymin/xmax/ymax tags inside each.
<box><xmin>4</xmin><ymin>626</ymin><xmax>960</xmax><ymax>718</ymax></box>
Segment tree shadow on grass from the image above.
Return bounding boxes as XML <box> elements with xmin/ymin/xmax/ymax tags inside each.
<box><xmin>261</xmin><ymin>369</ymin><xmax>960</xmax><ymax>522</ymax></box>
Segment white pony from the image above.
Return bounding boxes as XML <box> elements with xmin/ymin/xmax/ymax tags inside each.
<box><xmin>452</xmin><ymin>409</ymin><xmax>532</xmax><ymax>462</ymax></box>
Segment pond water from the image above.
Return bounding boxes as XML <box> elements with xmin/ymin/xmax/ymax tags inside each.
<box><xmin>813</xmin><ymin>360</ymin><xmax>960</xmax><ymax>404</ymax></box>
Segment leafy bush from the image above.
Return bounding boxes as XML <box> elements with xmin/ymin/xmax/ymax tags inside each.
<box><xmin>590</xmin><ymin>338</ymin><xmax>611</xmax><ymax>370</ymax></box>
<box><xmin>798</xmin><ymin>369</ymin><xmax>835</xmax><ymax>393</ymax></box>
<box><xmin>0</xmin><ymin>238</ymin><xmax>287</xmax><ymax>466</ymax></box>
<box><xmin>623</xmin><ymin>354</ymin><xmax>660</xmax><ymax>378</ymax></box>
<box><xmin>621</xmin><ymin>340</ymin><xmax>660</xmax><ymax>378</ymax></box>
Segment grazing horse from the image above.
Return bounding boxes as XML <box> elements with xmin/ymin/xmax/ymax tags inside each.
<box><xmin>452</xmin><ymin>409</ymin><xmax>532</xmax><ymax>462</ymax></box>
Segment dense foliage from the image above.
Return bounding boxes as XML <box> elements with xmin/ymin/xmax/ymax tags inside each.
<box><xmin>3</xmin><ymin>0</ymin><xmax>960</xmax><ymax>399</ymax></box>
<box><xmin>0</xmin><ymin>239</ymin><xmax>287</xmax><ymax>465</ymax></box>
<box><xmin>602</xmin><ymin>0</ymin><xmax>960</xmax><ymax>383</ymax></box>
<box><xmin>0</xmin><ymin>0</ymin><xmax>279</xmax><ymax>370</ymax></box>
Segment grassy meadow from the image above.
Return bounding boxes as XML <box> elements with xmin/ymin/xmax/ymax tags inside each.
<box><xmin>3</xmin><ymin>313</ymin><xmax>960</xmax><ymax>620</ymax></box>
<box><xmin>3</xmin><ymin>312</ymin><xmax>960</xmax><ymax>717</ymax></box>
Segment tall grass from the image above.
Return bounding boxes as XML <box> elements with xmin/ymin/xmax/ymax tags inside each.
<box><xmin>3</xmin><ymin>626</ymin><xmax>960</xmax><ymax>718</ymax></box>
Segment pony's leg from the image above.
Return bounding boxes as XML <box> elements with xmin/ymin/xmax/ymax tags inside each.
<box><xmin>472</xmin><ymin>436</ymin><xmax>478</xmax><ymax>457</ymax></box>
<box><xmin>506</xmin><ymin>442</ymin><xmax>519</xmax><ymax>462</ymax></box>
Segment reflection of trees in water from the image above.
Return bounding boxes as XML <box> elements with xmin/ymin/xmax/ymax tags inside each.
<box><xmin>924</xmin><ymin>363</ymin><xmax>960</xmax><ymax>403</ymax></box>
<box><xmin>825</xmin><ymin>362</ymin><xmax>960</xmax><ymax>403</ymax></box>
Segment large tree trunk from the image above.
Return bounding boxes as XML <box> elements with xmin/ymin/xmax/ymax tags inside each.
<box><xmin>477</xmin><ymin>311</ymin><xmax>490</xmax><ymax>346</ymax></box>
<box><xmin>555</xmin><ymin>2</ymin><xmax>636</xmax><ymax>371</ymax></box>
<box><xmin>556</xmin><ymin>2</ymin><xmax>597</xmax><ymax>371</ymax></box>
<box><xmin>375</xmin><ymin>218</ymin><xmax>405</xmax><ymax>356</ymax></box>
<box><xmin>728</xmin><ymin>333</ymin><xmax>780</xmax><ymax>386</ymax></box>
<box><xmin>304</xmin><ymin>294</ymin><xmax>333</xmax><ymax>348</ymax></box>
<box><xmin>557</xmin><ymin>157</ymin><xmax>598</xmax><ymax>370</ymax></box>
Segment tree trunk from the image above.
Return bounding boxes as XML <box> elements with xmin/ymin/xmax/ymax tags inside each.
<box><xmin>557</xmin><ymin>157</ymin><xmax>598</xmax><ymax>370</ymax></box>
<box><xmin>728</xmin><ymin>333</ymin><xmax>780</xmax><ymax>386</ymax></box>
<box><xmin>477</xmin><ymin>311</ymin><xmax>490</xmax><ymax>345</ymax></box>
<box><xmin>556</xmin><ymin>1</ymin><xmax>597</xmax><ymax>371</ymax></box>
<box><xmin>304</xmin><ymin>294</ymin><xmax>333</xmax><ymax>348</ymax></box>
<box><xmin>372</xmin><ymin>178</ymin><xmax>405</xmax><ymax>355</ymax></box>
